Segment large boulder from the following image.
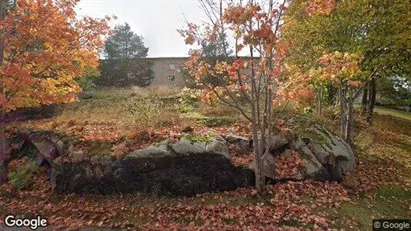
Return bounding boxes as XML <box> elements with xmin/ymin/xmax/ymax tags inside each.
<box><xmin>171</xmin><ymin>137</ymin><xmax>207</xmax><ymax>156</ymax></box>
<box><xmin>304</xmin><ymin>125</ymin><xmax>356</xmax><ymax>181</ymax></box>
<box><xmin>260</xmin><ymin>125</ymin><xmax>356</xmax><ymax>182</ymax></box>
<box><xmin>205</xmin><ymin>135</ymin><xmax>230</xmax><ymax>159</ymax></box>
<box><xmin>51</xmin><ymin>136</ymin><xmax>254</xmax><ymax>196</ymax></box>
<box><xmin>9</xmin><ymin>131</ymin><xmax>64</xmax><ymax>166</ymax></box>
<box><xmin>225</xmin><ymin>134</ymin><xmax>252</xmax><ymax>154</ymax></box>
<box><xmin>290</xmin><ymin>138</ymin><xmax>330</xmax><ymax>180</ymax></box>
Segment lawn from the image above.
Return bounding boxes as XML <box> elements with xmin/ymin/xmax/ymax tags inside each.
<box><xmin>0</xmin><ymin>88</ymin><xmax>410</xmax><ymax>230</ymax></box>
<box><xmin>373</xmin><ymin>106</ymin><xmax>411</xmax><ymax>122</ymax></box>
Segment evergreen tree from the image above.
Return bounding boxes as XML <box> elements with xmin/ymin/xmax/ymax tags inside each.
<box><xmin>100</xmin><ymin>23</ymin><xmax>154</xmax><ymax>87</ymax></box>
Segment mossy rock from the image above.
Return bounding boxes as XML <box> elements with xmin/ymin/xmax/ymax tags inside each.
<box><xmin>9</xmin><ymin>161</ymin><xmax>44</xmax><ymax>191</ymax></box>
<box><xmin>86</xmin><ymin>141</ymin><xmax>113</xmax><ymax>157</ymax></box>
<box><xmin>185</xmin><ymin>134</ymin><xmax>214</xmax><ymax>144</ymax></box>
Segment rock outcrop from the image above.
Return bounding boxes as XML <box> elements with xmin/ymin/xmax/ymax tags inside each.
<box><xmin>7</xmin><ymin>123</ymin><xmax>355</xmax><ymax>196</ymax></box>
<box><xmin>51</xmin><ymin>136</ymin><xmax>254</xmax><ymax>196</ymax></box>
<box><xmin>260</xmin><ymin>124</ymin><xmax>356</xmax><ymax>182</ymax></box>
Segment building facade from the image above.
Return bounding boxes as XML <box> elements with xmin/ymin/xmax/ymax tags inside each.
<box><xmin>149</xmin><ymin>57</ymin><xmax>188</xmax><ymax>86</ymax></box>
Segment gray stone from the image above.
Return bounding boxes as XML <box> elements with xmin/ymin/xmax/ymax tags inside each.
<box><xmin>258</xmin><ymin>125</ymin><xmax>355</xmax><ymax>182</ymax></box>
<box><xmin>69</xmin><ymin>150</ymin><xmax>85</xmax><ymax>162</ymax></box>
<box><xmin>32</xmin><ymin>140</ymin><xmax>59</xmax><ymax>165</ymax></box>
<box><xmin>299</xmin><ymin>125</ymin><xmax>356</xmax><ymax>181</ymax></box>
<box><xmin>291</xmin><ymin>138</ymin><xmax>330</xmax><ymax>180</ymax></box>
<box><xmin>171</xmin><ymin>137</ymin><xmax>207</xmax><ymax>156</ymax></box>
<box><xmin>90</xmin><ymin>155</ymin><xmax>115</xmax><ymax>164</ymax></box>
<box><xmin>225</xmin><ymin>134</ymin><xmax>251</xmax><ymax>154</ymax></box>
<box><xmin>269</xmin><ymin>134</ymin><xmax>290</xmax><ymax>151</ymax></box>
<box><xmin>127</xmin><ymin>146</ymin><xmax>170</xmax><ymax>159</ymax></box>
<box><xmin>51</xmin><ymin>141</ymin><xmax>254</xmax><ymax>196</ymax></box>
<box><xmin>261</xmin><ymin>152</ymin><xmax>276</xmax><ymax>179</ymax></box>
<box><xmin>32</xmin><ymin>140</ymin><xmax>55</xmax><ymax>157</ymax></box>
<box><xmin>206</xmin><ymin>135</ymin><xmax>230</xmax><ymax>159</ymax></box>
<box><xmin>313</xmin><ymin>125</ymin><xmax>355</xmax><ymax>167</ymax></box>
<box><xmin>153</xmin><ymin>139</ymin><xmax>171</xmax><ymax>151</ymax></box>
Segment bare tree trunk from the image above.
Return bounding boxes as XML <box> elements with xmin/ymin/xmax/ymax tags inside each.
<box><xmin>0</xmin><ymin>0</ymin><xmax>8</xmax><ymax>184</ymax></box>
<box><xmin>339</xmin><ymin>87</ymin><xmax>346</xmax><ymax>137</ymax></box>
<box><xmin>345</xmin><ymin>100</ymin><xmax>354</xmax><ymax>144</ymax></box>
<box><xmin>251</xmin><ymin>79</ymin><xmax>264</xmax><ymax>191</ymax></box>
<box><xmin>361</xmin><ymin>82</ymin><xmax>369</xmax><ymax>114</ymax></box>
<box><xmin>248</xmin><ymin>0</ymin><xmax>265</xmax><ymax>192</ymax></box>
<box><xmin>317</xmin><ymin>88</ymin><xmax>322</xmax><ymax>116</ymax></box>
<box><xmin>0</xmin><ymin>115</ymin><xmax>7</xmax><ymax>184</ymax></box>
<box><xmin>327</xmin><ymin>85</ymin><xmax>336</xmax><ymax>105</ymax></box>
<box><xmin>367</xmin><ymin>77</ymin><xmax>376</xmax><ymax>123</ymax></box>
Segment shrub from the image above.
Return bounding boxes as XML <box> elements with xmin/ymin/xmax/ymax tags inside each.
<box><xmin>178</xmin><ymin>87</ymin><xmax>201</xmax><ymax>113</ymax></box>
<box><xmin>303</xmin><ymin>107</ymin><xmax>313</xmax><ymax>115</ymax></box>
<box><xmin>9</xmin><ymin>162</ymin><xmax>43</xmax><ymax>191</ymax></box>
<box><xmin>77</xmin><ymin>67</ymin><xmax>100</xmax><ymax>91</ymax></box>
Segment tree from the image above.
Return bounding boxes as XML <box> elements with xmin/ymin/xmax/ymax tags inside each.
<box><xmin>180</xmin><ymin>31</ymin><xmax>233</xmax><ymax>89</ymax></box>
<box><xmin>283</xmin><ymin>0</ymin><xmax>411</xmax><ymax>123</ymax></box>
<box><xmin>309</xmin><ymin>52</ymin><xmax>367</xmax><ymax>143</ymax></box>
<box><xmin>180</xmin><ymin>0</ymin><xmax>330</xmax><ymax>192</ymax></box>
<box><xmin>0</xmin><ymin>0</ymin><xmax>111</xmax><ymax>183</ymax></box>
<box><xmin>100</xmin><ymin>22</ymin><xmax>153</xmax><ymax>87</ymax></box>
<box><xmin>178</xmin><ymin>0</ymin><xmax>233</xmax><ymax>89</ymax></box>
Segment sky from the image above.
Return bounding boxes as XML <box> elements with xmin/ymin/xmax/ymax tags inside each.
<box><xmin>76</xmin><ymin>0</ymin><xmax>207</xmax><ymax>58</ymax></box>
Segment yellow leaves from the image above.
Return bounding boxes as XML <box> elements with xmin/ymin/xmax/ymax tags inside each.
<box><xmin>305</xmin><ymin>0</ymin><xmax>336</xmax><ymax>16</ymax></box>
<box><xmin>215</xmin><ymin>61</ymin><xmax>227</xmax><ymax>75</ymax></box>
<box><xmin>311</xmin><ymin>51</ymin><xmax>364</xmax><ymax>85</ymax></box>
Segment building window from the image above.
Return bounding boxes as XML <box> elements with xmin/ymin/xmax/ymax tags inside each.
<box><xmin>168</xmin><ymin>64</ymin><xmax>176</xmax><ymax>70</ymax></box>
<box><xmin>168</xmin><ymin>75</ymin><xmax>176</xmax><ymax>82</ymax></box>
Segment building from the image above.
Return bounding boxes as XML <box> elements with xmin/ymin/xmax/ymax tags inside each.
<box><xmin>149</xmin><ymin>57</ymin><xmax>188</xmax><ymax>86</ymax></box>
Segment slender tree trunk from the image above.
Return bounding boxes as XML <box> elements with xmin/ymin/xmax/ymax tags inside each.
<box><xmin>251</xmin><ymin>85</ymin><xmax>264</xmax><ymax>191</ymax></box>
<box><xmin>0</xmin><ymin>0</ymin><xmax>8</xmax><ymax>184</ymax></box>
<box><xmin>317</xmin><ymin>88</ymin><xmax>322</xmax><ymax>116</ymax></box>
<box><xmin>0</xmin><ymin>115</ymin><xmax>7</xmax><ymax>184</ymax></box>
<box><xmin>339</xmin><ymin>87</ymin><xmax>346</xmax><ymax>137</ymax></box>
<box><xmin>361</xmin><ymin>82</ymin><xmax>369</xmax><ymax>114</ymax></box>
<box><xmin>345</xmin><ymin>100</ymin><xmax>354</xmax><ymax>144</ymax></box>
<box><xmin>327</xmin><ymin>86</ymin><xmax>336</xmax><ymax>105</ymax></box>
<box><xmin>367</xmin><ymin>77</ymin><xmax>376</xmax><ymax>123</ymax></box>
<box><xmin>248</xmin><ymin>1</ymin><xmax>265</xmax><ymax>192</ymax></box>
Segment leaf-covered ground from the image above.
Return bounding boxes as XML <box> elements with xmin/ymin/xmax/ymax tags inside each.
<box><xmin>1</xmin><ymin>90</ymin><xmax>410</xmax><ymax>230</ymax></box>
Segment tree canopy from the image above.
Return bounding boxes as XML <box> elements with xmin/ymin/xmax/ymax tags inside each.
<box><xmin>283</xmin><ymin>0</ymin><xmax>411</xmax><ymax>104</ymax></box>
<box><xmin>0</xmin><ymin>0</ymin><xmax>112</xmax><ymax>112</ymax></box>
<box><xmin>100</xmin><ymin>22</ymin><xmax>153</xmax><ymax>87</ymax></box>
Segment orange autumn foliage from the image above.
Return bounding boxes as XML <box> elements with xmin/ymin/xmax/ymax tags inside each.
<box><xmin>0</xmin><ymin>0</ymin><xmax>112</xmax><ymax>112</ymax></box>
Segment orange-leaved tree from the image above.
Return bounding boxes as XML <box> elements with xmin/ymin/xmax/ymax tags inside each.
<box><xmin>180</xmin><ymin>0</ymin><xmax>334</xmax><ymax>192</ymax></box>
<box><xmin>0</xmin><ymin>0</ymin><xmax>112</xmax><ymax>183</ymax></box>
<box><xmin>309</xmin><ymin>52</ymin><xmax>368</xmax><ymax>143</ymax></box>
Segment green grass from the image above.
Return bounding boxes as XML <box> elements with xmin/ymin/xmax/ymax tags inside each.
<box><xmin>373</xmin><ymin>106</ymin><xmax>411</xmax><ymax>121</ymax></box>
<box><xmin>366</xmin><ymin>106</ymin><xmax>411</xmax><ymax>121</ymax></box>
<box><xmin>314</xmin><ymin>186</ymin><xmax>410</xmax><ymax>230</ymax></box>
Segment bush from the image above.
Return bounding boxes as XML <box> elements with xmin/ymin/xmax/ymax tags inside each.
<box><xmin>76</xmin><ymin>67</ymin><xmax>100</xmax><ymax>91</ymax></box>
<box><xmin>9</xmin><ymin>162</ymin><xmax>43</xmax><ymax>191</ymax></box>
<box><xmin>178</xmin><ymin>87</ymin><xmax>201</xmax><ymax>113</ymax></box>
<box><xmin>303</xmin><ymin>107</ymin><xmax>313</xmax><ymax>115</ymax></box>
